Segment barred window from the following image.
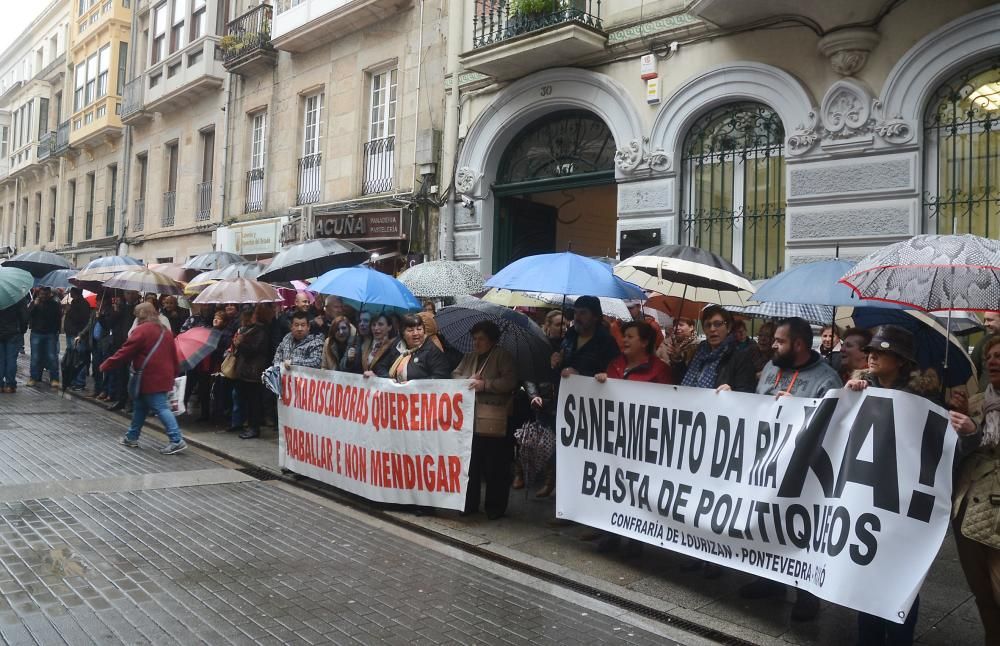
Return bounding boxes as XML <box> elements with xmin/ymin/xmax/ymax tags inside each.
<box><xmin>923</xmin><ymin>61</ymin><xmax>1000</xmax><ymax>237</ymax></box>
<box><xmin>679</xmin><ymin>102</ymin><xmax>785</xmax><ymax>280</ymax></box>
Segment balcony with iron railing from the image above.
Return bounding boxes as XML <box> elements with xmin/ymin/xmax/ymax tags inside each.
<box><xmin>362</xmin><ymin>136</ymin><xmax>395</xmax><ymax>195</ymax></box>
<box><xmin>245</xmin><ymin>168</ymin><xmax>264</xmax><ymax>213</ymax></box>
<box><xmin>461</xmin><ymin>0</ymin><xmax>605</xmax><ymax>80</ymax></box>
<box><xmin>133</xmin><ymin>197</ymin><xmax>145</xmax><ymax>232</ymax></box>
<box><xmin>196</xmin><ymin>182</ymin><xmax>212</xmax><ymax>221</ymax></box>
<box><xmin>162</xmin><ymin>191</ymin><xmax>176</xmax><ymax>227</ymax></box>
<box><xmin>37</xmin><ymin>131</ymin><xmax>57</xmax><ymax>161</ymax></box>
<box><xmin>53</xmin><ymin>120</ymin><xmax>71</xmax><ymax>156</ymax></box>
<box><xmin>223</xmin><ymin>4</ymin><xmax>277</xmax><ymax>75</ymax></box>
<box><xmin>121</xmin><ymin>77</ymin><xmax>151</xmax><ymax>124</ymax></box>
<box><xmin>296</xmin><ymin>154</ymin><xmax>322</xmax><ymax>205</ymax></box>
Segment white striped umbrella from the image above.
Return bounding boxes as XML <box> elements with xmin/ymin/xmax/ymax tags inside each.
<box><xmin>614</xmin><ymin>244</ymin><xmax>755</xmax><ymax>306</ymax></box>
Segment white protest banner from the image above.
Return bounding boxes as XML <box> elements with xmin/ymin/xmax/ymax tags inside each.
<box><xmin>278</xmin><ymin>366</ymin><xmax>475</xmax><ymax>510</ymax></box>
<box><xmin>556</xmin><ymin>376</ymin><xmax>957</xmax><ymax>623</ymax></box>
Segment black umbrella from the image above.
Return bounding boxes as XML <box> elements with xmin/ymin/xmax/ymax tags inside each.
<box><xmin>435</xmin><ymin>300</ymin><xmax>551</xmax><ymax>381</ymax></box>
<box><xmin>183</xmin><ymin>251</ymin><xmax>246</xmax><ymax>272</ymax></box>
<box><xmin>5</xmin><ymin>250</ymin><xmax>74</xmax><ymax>277</ymax></box>
<box><xmin>258</xmin><ymin>238</ymin><xmax>370</xmax><ymax>283</ymax></box>
<box><xmin>614</xmin><ymin>244</ymin><xmax>755</xmax><ymax>305</ymax></box>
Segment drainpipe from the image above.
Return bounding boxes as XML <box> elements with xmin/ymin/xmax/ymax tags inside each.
<box><xmin>440</xmin><ymin>0</ymin><xmax>464</xmax><ymax>260</ymax></box>
<box><xmin>409</xmin><ymin>0</ymin><xmax>426</xmax><ymax>195</ymax></box>
<box><xmin>118</xmin><ymin>0</ymin><xmax>141</xmax><ymax>256</ymax></box>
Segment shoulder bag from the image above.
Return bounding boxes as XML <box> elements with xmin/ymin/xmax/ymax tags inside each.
<box><xmin>128</xmin><ymin>329</ymin><xmax>165</xmax><ymax>401</ymax></box>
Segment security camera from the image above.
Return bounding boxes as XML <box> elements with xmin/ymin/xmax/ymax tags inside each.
<box><xmin>461</xmin><ymin>195</ymin><xmax>475</xmax><ymax>209</ymax></box>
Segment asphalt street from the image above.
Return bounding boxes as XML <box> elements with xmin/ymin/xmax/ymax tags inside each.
<box><xmin>0</xmin><ymin>386</ymin><xmax>693</xmax><ymax>645</ymax></box>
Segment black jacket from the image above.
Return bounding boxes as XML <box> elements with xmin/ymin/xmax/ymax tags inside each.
<box><xmin>0</xmin><ymin>300</ymin><xmax>29</xmax><ymax>340</ymax></box>
<box><xmin>28</xmin><ymin>298</ymin><xmax>61</xmax><ymax>334</ymax></box>
<box><xmin>394</xmin><ymin>340</ymin><xmax>451</xmax><ymax>381</ymax></box>
<box><xmin>560</xmin><ymin>324</ymin><xmax>621</xmax><ymax>378</ymax></box>
<box><xmin>63</xmin><ymin>298</ymin><xmax>92</xmax><ymax>337</ymax></box>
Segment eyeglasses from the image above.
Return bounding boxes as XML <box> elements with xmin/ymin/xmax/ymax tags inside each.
<box><xmin>703</xmin><ymin>320</ymin><xmax>728</xmax><ymax>329</ymax></box>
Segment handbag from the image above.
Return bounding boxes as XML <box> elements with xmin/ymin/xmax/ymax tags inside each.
<box><xmin>515</xmin><ymin>419</ymin><xmax>556</xmax><ymax>487</ymax></box>
<box><xmin>220</xmin><ymin>353</ymin><xmax>238</xmax><ymax>380</ymax></box>
<box><xmin>960</xmin><ymin>458</ymin><xmax>1000</xmax><ymax>549</ymax></box>
<box><xmin>127</xmin><ymin>329</ymin><xmax>165</xmax><ymax>400</ymax></box>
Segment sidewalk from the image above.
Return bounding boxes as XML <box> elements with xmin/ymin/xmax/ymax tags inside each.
<box><xmin>27</xmin><ymin>356</ymin><xmax>985</xmax><ymax>646</ymax></box>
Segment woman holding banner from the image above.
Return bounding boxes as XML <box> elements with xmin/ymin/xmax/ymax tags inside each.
<box><xmin>388</xmin><ymin>314</ymin><xmax>451</xmax><ymax>382</ymax></box>
<box><xmin>322</xmin><ymin>315</ymin><xmax>360</xmax><ymax>372</ymax></box>
<box><xmin>592</xmin><ymin>320</ymin><xmax>672</xmax><ymax>555</ymax></box>
<box><xmin>362</xmin><ymin>313</ymin><xmax>399</xmax><ymax>378</ymax></box>
<box><xmin>454</xmin><ymin>321</ymin><xmax>517</xmax><ymax>520</ymax></box>
<box><xmin>846</xmin><ymin>325</ymin><xmax>942</xmax><ymax>644</ymax></box>
<box><xmin>949</xmin><ymin>335</ymin><xmax>1000</xmax><ymax>644</ymax></box>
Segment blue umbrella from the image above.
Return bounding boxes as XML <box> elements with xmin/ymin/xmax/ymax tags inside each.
<box><xmin>753</xmin><ymin>260</ymin><xmax>901</xmax><ymax>308</ymax></box>
<box><xmin>35</xmin><ymin>269</ymin><xmax>79</xmax><ymax>290</ymax></box>
<box><xmin>487</xmin><ymin>252</ymin><xmax>641</xmax><ymax>298</ymax></box>
<box><xmin>837</xmin><ymin>307</ymin><xmax>975</xmax><ymax>388</ymax></box>
<box><xmin>0</xmin><ymin>267</ymin><xmax>35</xmax><ymax>310</ymax></box>
<box><xmin>308</xmin><ymin>266</ymin><xmax>421</xmax><ymax>314</ymax></box>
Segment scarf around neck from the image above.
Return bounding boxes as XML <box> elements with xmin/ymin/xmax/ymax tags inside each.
<box><xmin>682</xmin><ymin>339</ymin><xmax>731</xmax><ymax>389</ymax></box>
<box><xmin>389</xmin><ymin>339</ymin><xmax>421</xmax><ymax>382</ymax></box>
<box><xmin>981</xmin><ymin>384</ymin><xmax>1000</xmax><ymax>448</ymax></box>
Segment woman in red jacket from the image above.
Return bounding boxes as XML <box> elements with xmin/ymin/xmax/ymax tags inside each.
<box><xmin>591</xmin><ymin>321</ymin><xmax>672</xmax><ymax>556</ymax></box>
<box><xmin>596</xmin><ymin>321</ymin><xmax>672</xmax><ymax>385</ymax></box>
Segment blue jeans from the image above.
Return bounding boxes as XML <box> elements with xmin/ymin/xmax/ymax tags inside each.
<box><xmin>127</xmin><ymin>392</ymin><xmax>183</xmax><ymax>444</ymax></box>
<box><xmin>0</xmin><ymin>339</ymin><xmax>18</xmax><ymax>388</ymax></box>
<box><xmin>29</xmin><ymin>332</ymin><xmax>59</xmax><ymax>382</ymax></box>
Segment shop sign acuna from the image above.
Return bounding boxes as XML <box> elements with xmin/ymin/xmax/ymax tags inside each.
<box><xmin>314</xmin><ymin>210</ymin><xmax>404</xmax><ymax>241</ymax></box>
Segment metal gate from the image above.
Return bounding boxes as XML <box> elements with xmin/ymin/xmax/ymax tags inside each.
<box><xmin>679</xmin><ymin>102</ymin><xmax>785</xmax><ymax>280</ymax></box>
<box><xmin>924</xmin><ymin>60</ymin><xmax>1000</xmax><ymax>237</ymax></box>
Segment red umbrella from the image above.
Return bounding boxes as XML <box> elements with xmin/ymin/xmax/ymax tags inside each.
<box><xmin>175</xmin><ymin>327</ymin><xmax>223</xmax><ymax>372</ymax></box>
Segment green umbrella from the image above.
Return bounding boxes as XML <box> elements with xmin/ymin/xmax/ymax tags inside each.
<box><xmin>0</xmin><ymin>267</ymin><xmax>34</xmax><ymax>310</ymax></box>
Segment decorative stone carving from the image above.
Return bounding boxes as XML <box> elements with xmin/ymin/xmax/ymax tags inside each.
<box><xmin>455</xmin><ymin>167</ymin><xmax>479</xmax><ymax>195</ymax></box>
<box><xmin>786</xmin><ymin>80</ymin><xmax>877</xmax><ymax>154</ymax></box>
<box><xmin>618</xmin><ymin>178</ymin><xmax>675</xmax><ymax>217</ymax></box>
<box><xmin>614</xmin><ymin>138</ymin><xmax>671</xmax><ymax>174</ymax></box>
<box><xmin>871</xmin><ymin>100</ymin><xmax>915</xmax><ymax>145</ymax></box>
<box><xmin>817</xmin><ymin>28</ymin><xmax>881</xmax><ymax>77</ymax></box>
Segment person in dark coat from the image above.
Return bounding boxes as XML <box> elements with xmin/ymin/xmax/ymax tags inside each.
<box><xmin>680</xmin><ymin>305</ymin><xmax>757</xmax><ymax>393</ymax></box>
<box><xmin>63</xmin><ymin>288</ymin><xmax>93</xmax><ymax>390</ymax></box>
<box><xmin>362</xmin><ymin>313</ymin><xmax>399</xmax><ymax>378</ymax></box>
<box><xmin>0</xmin><ymin>298</ymin><xmax>28</xmax><ymax>392</ymax></box>
<box><xmin>229</xmin><ymin>304</ymin><xmax>271</xmax><ymax>439</ymax></box>
<box><xmin>100</xmin><ymin>303</ymin><xmax>186</xmax><ymax>454</ymax></box>
<box><xmin>27</xmin><ymin>286</ymin><xmax>62</xmax><ymax>387</ymax></box>
<box><xmin>107</xmin><ymin>291</ymin><xmax>140</xmax><ymax>411</ymax></box>
<box><xmin>161</xmin><ymin>295</ymin><xmax>188</xmax><ymax>335</ymax></box>
<box><xmin>386</xmin><ymin>314</ymin><xmax>451</xmax><ymax>382</ymax></box>
<box><xmin>553</xmin><ymin>296</ymin><xmax>620</xmax><ymax>379</ymax></box>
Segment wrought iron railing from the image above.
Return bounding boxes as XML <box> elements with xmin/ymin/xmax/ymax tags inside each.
<box><xmin>296</xmin><ymin>153</ymin><xmax>322</xmax><ymax>205</ymax></box>
<box><xmin>473</xmin><ymin>0</ymin><xmax>603</xmax><ymax>48</ymax></box>
<box><xmin>85</xmin><ymin>210</ymin><xmax>93</xmax><ymax>239</ymax></box>
<box><xmin>53</xmin><ymin>121</ymin><xmax>70</xmax><ymax>155</ymax></box>
<box><xmin>106</xmin><ymin>205</ymin><xmax>115</xmax><ymax>236</ymax></box>
<box><xmin>120</xmin><ymin>78</ymin><xmax>144</xmax><ymax>119</ymax></box>
<box><xmin>37</xmin><ymin>132</ymin><xmax>56</xmax><ymax>160</ymax></box>
<box><xmin>196</xmin><ymin>182</ymin><xmax>212</xmax><ymax>221</ymax></box>
<box><xmin>223</xmin><ymin>4</ymin><xmax>274</xmax><ymax>66</ymax></box>
<box><xmin>134</xmin><ymin>198</ymin><xmax>145</xmax><ymax>231</ymax></box>
<box><xmin>245</xmin><ymin>168</ymin><xmax>264</xmax><ymax>213</ymax></box>
<box><xmin>362</xmin><ymin>136</ymin><xmax>395</xmax><ymax>195</ymax></box>
<box><xmin>162</xmin><ymin>191</ymin><xmax>176</xmax><ymax>227</ymax></box>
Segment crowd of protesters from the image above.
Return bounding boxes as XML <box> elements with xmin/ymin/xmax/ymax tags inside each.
<box><xmin>2</xmin><ymin>283</ymin><xmax>997</xmax><ymax>644</ymax></box>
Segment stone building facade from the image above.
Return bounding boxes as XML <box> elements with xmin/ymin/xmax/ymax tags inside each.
<box><xmin>446</xmin><ymin>0</ymin><xmax>1000</xmax><ymax>277</ymax></box>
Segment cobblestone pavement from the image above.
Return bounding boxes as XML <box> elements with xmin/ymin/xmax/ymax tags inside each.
<box><xmin>0</xmin><ymin>387</ymin><xmax>688</xmax><ymax>645</ymax></box>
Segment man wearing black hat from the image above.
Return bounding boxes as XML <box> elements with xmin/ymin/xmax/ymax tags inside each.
<box><xmin>740</xmin><ymin>317</ymin><xmax>842</xmax><ymax>621</ymax></box>
<box><xmin>553</xmin><ymin>295</ymin><xmax>620</xmax><ymax>379</ymax></box>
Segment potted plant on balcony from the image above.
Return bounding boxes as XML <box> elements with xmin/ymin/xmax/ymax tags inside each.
<box><xmin>507</xmin><ymin>0</ymin><xmax>553</xmax><ymax>38</ymax></box>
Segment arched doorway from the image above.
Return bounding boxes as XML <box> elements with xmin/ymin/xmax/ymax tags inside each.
<box><xmin>491</xmin><ymin>110</ymin><xmax>617</xmax><ymax>270</ymax></box>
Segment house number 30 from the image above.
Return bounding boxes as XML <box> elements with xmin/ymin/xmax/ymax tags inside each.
<box><xmin>540</xmin><ymin>85</ymin><xmax>553</xmax><ymax>96</ymax></box>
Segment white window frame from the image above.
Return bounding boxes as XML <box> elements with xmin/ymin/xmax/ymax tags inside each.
<box><xmin>368</xmin><ymin>69</ymin><xmax>397</xmax><ymax>142</ymax></box>
<box><xmin>96</xmin><ymin>45</ymin><xmax>110</xmax><ymax>99</ymax></box>
<box><xmin>302</xmin><ymin>92</ymin><xmax>323</xmax><ymax>157</ymax></box>
<box><xmin>191</xmin><ymin>0</ymin><xmax>206</xmax><ymax>41</ymax></box>
<box><xmin>73</xmin><ymin>63</ymin><xmax>85</xmax><ymax>111</ymax></box>
<box><xmin>152</xmin><ymin>3</ymin><xmax>167</xmax><ymax>64</ymax></box>
<box><xmin>170</xmin><ymin>0</ymin><xmax>186</xmax><ymax>54</ymax></box>
<box><xmin>84</xmin><ymin>52</ymin><xmax>98</xmax><ymax>105</ymax></box>
<box><xmin>250</xmin><ymin>112</ymin><xmax>266</xmax><ymax>170</ymax></box>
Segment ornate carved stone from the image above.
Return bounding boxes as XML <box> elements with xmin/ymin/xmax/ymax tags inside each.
<box><xmin>817</xmin><ymin>28</ymin><xmax>880</xmax><ymax>77</ymax></box>
<box><xmin>455</xmin><ymin>167</ymin><xmax>479</xmax><ymax>195</ymax></box>
<box><xmin>614</xmin><ymin>138</ymin><xmax>671</xmax><ymax>174</ymax></box>
<box><xmin>821</xmin><ymin>81</ymin><xmax>873</xmax><ymax>139</ymax></box>
<box><xmin>871</xmin><ymin>100</ymin><xmax>915</xmax><ymax>145</ymax></box>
